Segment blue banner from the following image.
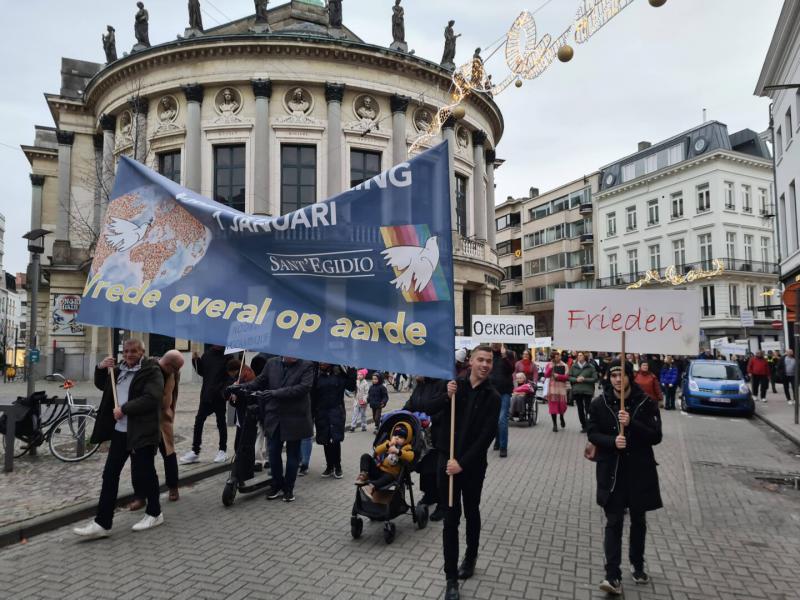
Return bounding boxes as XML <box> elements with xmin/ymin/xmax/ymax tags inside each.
<box><xmin>78</xmin><ymin>142</ymin><xmax>455</xmax><ymax>379</ymax></box>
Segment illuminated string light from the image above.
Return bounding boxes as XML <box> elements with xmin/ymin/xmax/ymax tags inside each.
<box><xmin>626</xmin><ymin>260</ymin><xmax>724</xmax><ymax>290</ymax></box>
<box><xmin>410</xmin><ymin>0</ymin><xmax>658</xmax><ymax>152</ymax></box>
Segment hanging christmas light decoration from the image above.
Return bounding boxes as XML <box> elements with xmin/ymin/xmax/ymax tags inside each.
<box><xmin>626</xmin><ymin>259</ymin><xmax>724</xmax><ymax>290</ymax></box>
<box><xmin>410</xmin><ymin>0</ymin><xmax>665</xmax><ymax>152</ymax></box>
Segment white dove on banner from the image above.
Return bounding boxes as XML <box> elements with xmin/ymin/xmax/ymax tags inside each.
<box><xmin>381</xmin><ymin>236</ymin><xmax>440</xmax><ymax>293</ymax></box>
<box><xmin>104</xmin><ymin>217</ymin><xmax>152</xmax><ymax>252</ymax></box>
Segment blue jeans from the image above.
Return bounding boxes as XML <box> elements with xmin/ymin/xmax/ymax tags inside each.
<box><xmin>496</xmin><ymin>393</ymin><xmax>511</xmax><ymax>450</ymax></box>
<box><xmin>267</xmin><ymin>425</ymin><xmax>301</xmax><ymax>494</ymax></box>
<box><xmin>300</xmin><ymin>436</ymin><xmax>313</xmax><ymax>468</ymax></box>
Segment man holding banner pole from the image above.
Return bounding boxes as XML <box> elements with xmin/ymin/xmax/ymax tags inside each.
<box><xmin>587</xmin><ymin>358</ymin><xmax>662</xmax><ymax>596</ymax></box>
<box><xmin>415</xmin><ymin>345</ymin><xmax>499</xmax><ymax>600</ymax></box>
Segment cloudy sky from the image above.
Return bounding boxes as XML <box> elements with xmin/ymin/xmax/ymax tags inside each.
<box><xmin>0</xmin><ymin>0</ymin><xmax>782</xmax><ymax>275</ymax></box>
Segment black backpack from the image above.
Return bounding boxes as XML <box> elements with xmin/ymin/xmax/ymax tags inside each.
<box><xmin>0</xmin><ymin>391</ymin><xmax>47</xmax><ymax>439</ymax></box>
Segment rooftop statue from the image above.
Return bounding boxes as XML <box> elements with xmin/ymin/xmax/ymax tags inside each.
<box><xmin>188</xmin><ymin>0</ymin><xmax>203</xmax><ymax>31</ymax></box>
<box><xmin>134</xmin><ymin>2</ymin><xmax>150</xmax><ymax>49</ymax></box>
<box><xmin>328</xmin><ymin>0</ymin><xmax>342</xmax><ymax>28</ymax></box>
<box><xmin>441</xmin><ymin>20</ymin><xmax>460</xmax><ymax>70</ymax></box>
<box><xmin>102</xmin><ymin>25</ymin><xmax>117</xmax><ymax>63</ymax></box>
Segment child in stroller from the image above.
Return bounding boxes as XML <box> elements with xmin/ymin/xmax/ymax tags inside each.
<box><xmin>350</xmin><ymin>410</ymin><xmax>429</xmax><ymax>543</ymax></box>
<box><xmin>355</xmin><ymin>422</ymin><xmax>414</xmax><ymax>488</ymax></box>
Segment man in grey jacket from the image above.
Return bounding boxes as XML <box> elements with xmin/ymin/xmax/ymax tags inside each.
<box><xmin>569</xmin><ymin>351</ymin><xmax>598</xmax><ymax>433</ymax></box>
<box><xmin>229</xmin><ymin>356</ymin><xmax>314</xmax><ymax>502</ymax></box>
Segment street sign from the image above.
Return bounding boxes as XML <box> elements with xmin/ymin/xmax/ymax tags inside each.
<box><xmin>29</xmin><ymin>349</ymin><xmax>40</xmax><ymax>364</ymax></box>
<box><xmin>740</xmin><ymin>310</ymin><xmax>755</xmax><ymax>328</ymax></box>
<box><xmin>772</xmin><ymin>320</ymin><xmax>783</xmax><ymax>330</ymax></box>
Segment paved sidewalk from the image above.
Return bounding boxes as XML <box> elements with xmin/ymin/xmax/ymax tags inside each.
<box><xmin>0</xmin><ymin>377</ymin><xmax>409</xmax><ymax>536</ymax></box>
<box><xmin>753</xmin><ymin>386</ymin><xmax>800</xmax><ymax>447</ymax></box>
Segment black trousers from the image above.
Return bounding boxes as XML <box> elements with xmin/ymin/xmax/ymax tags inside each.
<box><xmin>438</xmin><ymin>453</ymin><xmax>487</xmax><ymax>580</ymax></box>
<box><xmin>664</xmin><ymin>385</ymin><xmax>677</xmax><ymax>410</ymax></box>
<box><xmin>323</xmin><ymin>441</ymin><xmax>342</xmax><ymax>470</ymax></box>
<box><xmin>751</xmin><ymin>375</ymin><xmax>769</xmax><ymax>400</ymax></box>
<box><xmin>359</xmin><ymin>453</ymin><xmax>396</xmax><ymax>488</ymax></box>
<box><xmin>159</xmin><ymin>441</ymin><xmax>179</xmax><ymax>490</ymax></box>
<box><xmin>96</xmin><ymin>430</ymin><xmax>160</xmax><ymax>530</ymax></box>
<box><xmin>783</xmin><ymin>376</ymin><xmax>797</xmax><ymax>402</ymax></box>
<box><xmin>573</xmin><ymin>393</ymin><xmax>592</xmax><ymax>429</ymax></box>
<box><xmin>192</xmin><ymin>400</ymin><xmax>227</xmax><ymax>454</ymax></box>
<box><xmin>603</xmin><ymin>506</ymin><xmax>647</xmax><ymax>581</ymax></box>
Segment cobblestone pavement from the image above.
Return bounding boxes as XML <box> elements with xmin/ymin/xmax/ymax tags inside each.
<box><xmin>2</xmin><ymin>391</ymin><xmax>799</xmax><ymax>600</ymax></box>
<box><xmin>0</xmin><ymin>379</ymin><xmax>409</xmax><ymax>529</ymax></box>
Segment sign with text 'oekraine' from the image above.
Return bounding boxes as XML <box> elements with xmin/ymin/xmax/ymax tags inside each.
<box><xmin>471</xmin><ymin>314</ymin><xmax>536</xmax><ymax>343</ymax></box>
<box><xmin>553</xmin><ymin>289</ymin><xmax>701</xmax><ymax>355</ymax></box>
<box><xmin>77</xmin><ymin>143</ymin><xmax>455</xmax><ymax>380</ymax></box>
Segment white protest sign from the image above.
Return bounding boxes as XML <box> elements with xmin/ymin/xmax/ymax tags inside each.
<box><xmin>553</xmin><ymin>289</ymin><xmax>700</xmax><ymax>355</ymax></box>
<box><xmin>719</xmin><ymin>343</ymin><xmax>748</xmax><ymax>356</ymax></box>
<box><xmin>454</xmin><ymin>336</ymin><xmax>479</xmax><ymax>350</ymax></box>
<box><xmin>710</xmin><ymin>337</ymin><xmax>726</xmax><ymax>349</ymax></box>
<box><xmin>761</xmin><ymin>341</ymin><xmax>783</xmax><ymax>352</ymax></box>
<box><xmin>534</xmin><ymin>336</ymin><xmax>552</xmax><ymax>348</ymax></box>
<box><xmin>471</xmin><ymin>314</ymin><xmax>536</xmax><ymax>343</ymax></box>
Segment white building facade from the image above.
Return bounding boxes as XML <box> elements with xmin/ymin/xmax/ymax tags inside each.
<box><xmin>756</xmin><ymin>0</ymin><xmax>800</xmax><ymax>332</ymax></box>
<box><xmin>595</xmin><ymin>122</ymin><xmax>780</xmax><ymax>348</ymax></box>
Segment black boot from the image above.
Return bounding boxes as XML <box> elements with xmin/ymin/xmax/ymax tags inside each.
<box><xmin>551</xmin><ymin>415</ymin><xmax>558</xmax><ymax>432</ymax></box>
<box><xmin>444</xmin><ymin>579</ymin><xmax>460</xmax><ymax>600</ymax></box>
<box><xmin>560</xmin><ymin>414</ymin><xmax>566</xmax><ymax>429</ymax></box>
<box><xmin>430</xmin><ymin>505</ymin><xmax>446</xmax><ymax>522</ymax></box>
<box><xmin>458</xmin><ymin>555</ymin><xmax>477</xmax><ymax>579</ymax></box>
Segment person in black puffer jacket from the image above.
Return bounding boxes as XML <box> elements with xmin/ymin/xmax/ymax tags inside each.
<box><xmin>403</xmin><ymin>376</ymin><xmax>448</xmax><ymax>520</ymax></box>
<box><xmin>489</xmin><ymin>343</ymin><xmax>515</xmax><ymax>457</ymax></box>
<box><xmin>587</xmin><ymin>358</ymin><xmax>662</xmax><ymax>596</ymax></box>
<box><xmin>367</xmin><ymin>372</ymin><xmax>389</xmax><ymax>432</ymax></box>
<box><xmin>311</xmin><ymin>363</ymin><xmax>356</xmax><ymax>479</ymax></box>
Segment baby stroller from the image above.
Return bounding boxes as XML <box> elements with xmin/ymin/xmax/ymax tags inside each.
<box><xmin>221</xmin><ymin>389</ymin><xmax>273</xmax><ymax>507</ymax></box>
<box><xmin>350</xmin><ymin>410</ymin><xmax>429</xmax><ymax>544</ymax></box>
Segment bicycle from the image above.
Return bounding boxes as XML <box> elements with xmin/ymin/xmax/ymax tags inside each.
<box><xmin>5</xmin><ymin>374</ymin><xmax>101</xmax><ymax>462</ymax></box>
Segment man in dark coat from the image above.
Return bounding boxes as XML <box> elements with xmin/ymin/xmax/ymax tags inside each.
<box><xmin>410</xmin><ymin>345</ymin><xmax>501</xmax><ymax>600</ymax></box>
<box><xmin>403</xmin><ymin>376</ymin><xmax>449</xmax><ymax>520</ymax></box>
<box><xmin>587</xmin><ymin>358</ymin><xmax>662</xmax><ymax>596</ymax></box>
<box><xmin>489</xmin><ymin>343</ymin><xmax>515</xmax><ymax>457</ymax></box>
<box><xmin>230</xmin><ymin>356</ymin><xmax>314</xmax><ymax>502</ymax></box>
<box><xmin>182</xmin><ymin>345</ymin><xmax>230</xmax><ymax>464</ymax></box>
<box><xmin>311</xmin><ymin>363</ymin><xmax>356</xmax><ymax>478</ymax></box>
<box><xmin>73</xmin><ymin>339</ymin><xmax>165</xmax><ymax>538</ymax></box>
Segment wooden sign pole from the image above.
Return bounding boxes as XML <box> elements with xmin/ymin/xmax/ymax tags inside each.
<box><xmin>619</xmin><ymin>331</ymin><xmax>626</xmax><ymax>435</ymax></box>
<box><xmin>108</xmin><ymin>366</ymin><xmax>119</xmax><ymax>410</ymax></box>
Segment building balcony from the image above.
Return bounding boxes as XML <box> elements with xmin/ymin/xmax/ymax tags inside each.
<box><xmin>596</xmin><ymin>258</ymin><xmax>779</xmax><ymax>289</ymax></box>
<box><xmin>580</xmin><ymin>233</ymin><xmax>594</xmax><ymax>245</ymax></box>
<box><xmin>729</xmin><ymin>304</ymin><xmax>740</xmax><ymax>317</ymax></box>
<box><xmin>579</xmin><ymin>202</ymin><xmax>593</xmax><ymax>214</ymax></box>
<box><xmin>454</xmin><ymin>233</ymin><xmax>496</xmax><ymax>264</ymax></box>
<box><xmin>581</xmin><ymin>264</ymin><xmax>595</xmax><ymax>277</ymax></box>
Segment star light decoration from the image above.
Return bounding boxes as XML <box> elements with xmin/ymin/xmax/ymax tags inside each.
<box><xmin>410</xmin><ymin>0</ymin><xmax>666</xmax><ymax>152</ymax></box>
<box><xmin>626</xmin><ymin>259</ymin><xmax>725</xmax><ymax>290</ymax></box>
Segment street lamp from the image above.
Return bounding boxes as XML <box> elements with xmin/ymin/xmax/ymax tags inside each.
<box><xmin>22</xmin><ymin>228</ymin><xmax>51</xmax><ymax>400</ymax></box>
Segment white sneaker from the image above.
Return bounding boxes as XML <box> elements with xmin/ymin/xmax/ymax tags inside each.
<box><xmin>213</xmin><ymin>450</ymin><xmax>228</xmax><ymax>463</ymax></box>
<box><xmin>179</xmin><ymin>450</ymin><xmax>199</xmax><ymax>464</ymax></box>
<box><xmin>132</xmin><ymin>513</ymin><xmax>164</xmax><ymax>531</ymax></box>
<box><xmin>73</xmin><ymin>520</ymin><xmax>110</xmax><ymax>539</ymax></box>
<box><xmin>788</xmin><ymin>401</ymin><xmax>795</xmax><ymax>405</ymax></box>
<box><xmin>761</xmin><ymin>398</ymin><xmax>768</xmax><ymax>403</ymax></box>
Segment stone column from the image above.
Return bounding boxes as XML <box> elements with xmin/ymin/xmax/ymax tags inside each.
<box><xmin>252</xmin><ymin>79</ymin><xmax>273</xmax><ymax>216</ymax></box>
<box><xmin>390</xmin><ymin>95</ymin><xmax>410</xmax><ymax>165</ymax></box>
<box><xmin>325</xmin><ymin>83</ymin><xmax>345</xmax><ymax>196</ymax></box>
<box><xmin>182</xmin><ymin>84</ymin><xmax>204</xmax><ymax>192</ymax></box>
<box><xmin>99</xmin><ymin>114</ymin><xmax>116</xmax><ymax>217</ymax></box>
<box><xmin>441</xmin><ymin>116</ymin><xmax>457</xmax><ymax>231</ymax></box>
<box><xmin>55</xmin><ymin>130</ymin><xmax>74</xmax><ymax>241</ymax></box>
<box><xmin>93</xmin><ymin>134</ymin><xmax>104</xmax><ymax>234</ymax></box>
<box><xmin>485</xmin><ymin>148</ymin><xmax>497</xmax><ymax>250</ymax></box>
<box><xmin>472</xmin><ymin>130</ymin><xmax>488</xmax><ymax>242</ymax></box>
<box><xmin>29</xmin><ymin>174</ymin><xmax>45</xmax><ymax>232</ymax></box>
<box><xmin>129</xmin><ymin>96</ymin><xmax>149</xmax><ymax>163</ymax></box>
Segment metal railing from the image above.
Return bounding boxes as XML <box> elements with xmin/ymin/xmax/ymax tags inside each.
<box><xmin>595</xmin><ymin>257</ymin><xmax>779</xmax><ymax>288</ymax></box>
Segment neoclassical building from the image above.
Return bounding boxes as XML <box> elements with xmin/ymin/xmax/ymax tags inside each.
<box><xmin>23</xmin><ymin>0</ymin><xmax>503</xmax><ymax>378</ymax></box>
